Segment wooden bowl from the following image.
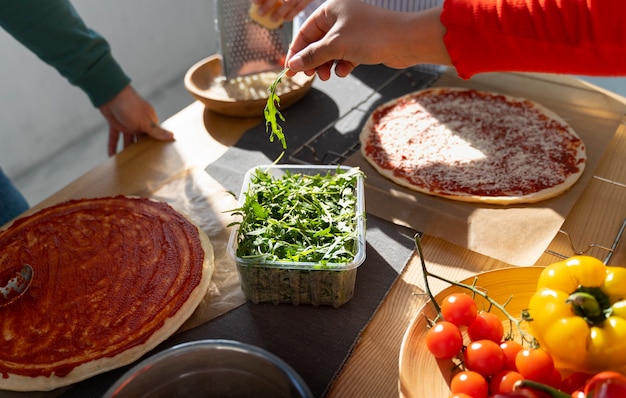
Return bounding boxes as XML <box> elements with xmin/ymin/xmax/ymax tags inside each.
<box><xmin>398</xmin><ymin>266</ymin><xmax>545</xmax><ymax>398</ymax></box>
<box><xmin>184</xmin><ymin>54</ymin><xmax>315</xmax><ymax>118</ymax></box>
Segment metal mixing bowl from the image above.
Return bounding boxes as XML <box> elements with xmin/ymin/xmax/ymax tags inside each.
<box><xmin>104</xmin><ymin>339</ymin><xmax>313</xmax><ymax>398</ymax></box>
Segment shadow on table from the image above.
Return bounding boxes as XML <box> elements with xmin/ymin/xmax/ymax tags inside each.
<box><xmin>203</xmin><ymin>64</ymin><xmax>440</xmax><ymax>170</ymax></box>
<box><xmin>232</xmin><ymin>85</ymin><xmax>341</xmax><ymax>163</ymax></box>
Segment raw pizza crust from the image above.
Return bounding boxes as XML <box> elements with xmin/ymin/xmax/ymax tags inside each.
<box><xmin>360</xmin><ymin>87</ymin><xmax>587</xmax><ymax>205</ymax></box>
<box><xmin>0</xmin><ymin>196</ymin><xmax>214</xmax><ymax>392</ymax></box>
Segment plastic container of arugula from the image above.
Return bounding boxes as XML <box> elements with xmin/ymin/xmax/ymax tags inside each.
<box><xmin>227</xmin><ymin>164</ymin><xmax>366</xmax><ymax>307</ymax></box>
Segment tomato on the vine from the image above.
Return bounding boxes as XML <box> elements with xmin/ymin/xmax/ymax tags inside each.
<box><xmin>515</xmin><ymin>348</ymin><xmax>555</xmax><ymax>383</ymax></box>
<box><xmin>425</xmin><ymin>321</ymin><xmax>463</xmax><ymax>359</ymax></box>
<box><xmin>467</xmin><ymin>311</ymin><xmax>504</xmax><ymax>342</ymax></box>
<box><xmin>560</xmin><ymin>371</ymin><xmax>591</xmax><ymax>394</ymax></box>
<box><xmin>450</xmin><ymin>370</ymin><xmax>489</xmax><ymax>398</ymax></box>
<box><xmin>463</xmin><ymin>339</ymin><xmax>505</xmax><ymax>377</ymax></box>
<box><xmin>441</xmin><ymin>293</ymin><xmax>478</xmax><ymax>326</ymax></box>
<box><xmin>489</xmin><ymin>369</ymin><xmax>524</xmax><ymax>394</ymax></box>
<box><xmin>545</xmin><ymin>368</ymin><xmax>562</xmax><ymax>390</ymax></box>
<box><xmin>499</xmin><ymin>340</ymin><xmax>523</xmax><ymax>371</ymax></box>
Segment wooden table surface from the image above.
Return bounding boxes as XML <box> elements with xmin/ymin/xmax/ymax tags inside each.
<box><xmin>20</xmin><ymin>70</ymin><xmax>626</xmax><ymax>397</ymax></box>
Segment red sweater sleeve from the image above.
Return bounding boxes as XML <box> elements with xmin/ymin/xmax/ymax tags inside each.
<box><xmin>441</xmin><ymin>0</ymin><xmax>626</xmax><ymax>79</ymax></box>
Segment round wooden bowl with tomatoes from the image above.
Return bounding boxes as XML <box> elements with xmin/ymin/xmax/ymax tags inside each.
<box><xmin>398</xmin><ymin>267</ymin><xmax>546</xmax><ymax>398</ymax></box>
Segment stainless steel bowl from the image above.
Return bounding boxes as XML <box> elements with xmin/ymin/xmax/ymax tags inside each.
<box><xmin>104</xmin><ymin>339</ymin><xmax>313</xmax><ymax>398</ymax></box>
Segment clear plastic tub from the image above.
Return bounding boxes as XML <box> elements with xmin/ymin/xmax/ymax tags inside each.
<box><xmin>227</xmin><ymin>165</ymin><xmax>366</xmax><ymax>307</ymax></box>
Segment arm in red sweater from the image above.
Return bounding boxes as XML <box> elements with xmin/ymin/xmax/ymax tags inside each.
<box><xmin>286</xmin><ymin>0</ymin><xmax>625</xmax><ymax>80</ymax></box>
<box><xmin>442</xmin><ymin>0</ymin><xmax>626</xmax><ymax>78</ymax></box>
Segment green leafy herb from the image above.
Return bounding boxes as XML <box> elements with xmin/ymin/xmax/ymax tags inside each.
<box><xmin>232</xmin><ymin>167</ymin><xmax>363</xmax><ymax>265</ymax></box>
<box><xmin>264</xmin><ymin>68</ymin><xmax>288</xmax><ymax>149</ymax></box>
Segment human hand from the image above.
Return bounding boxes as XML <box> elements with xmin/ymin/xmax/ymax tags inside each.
<box><xmin>285</xmin><ymin>0</ymin><xmax>449</xmax><ymax>80</ymax></box>
<box><xmin>251</xmin><ymin>0</ymin><xmax>314</xmax><ymax>23</ymax></box>
<box><xmin>98</xmin><ymin>85</ymin><xmax>174</xmax><ymax>157</ymax></box>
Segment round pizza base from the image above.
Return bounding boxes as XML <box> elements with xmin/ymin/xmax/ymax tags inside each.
<box><xmin>18</xmin><ymin>229</ymin><xmax>214</xmax><ymax>393</ymax></box>
<box><xmin>0</xmin><ymin>197</ymin><xmax>214</xmax><ymax>392</ymax></box>
<box><xmin>360</xmin><ymin>87</ymin><xmax>587</xmax><ymax>205</ymax></box>
<box><xmin>366</xmin><ymin>160</ymin><xmax>584</xmax><ymax>205</ymax></box>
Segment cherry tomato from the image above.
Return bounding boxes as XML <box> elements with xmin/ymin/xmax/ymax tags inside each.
<box><xmin>448</xmin><ymin>394</ymin><xmax>473</xmax><ymax>398</ymax></box>
<box><xmin>467</xmin><ymin>311</ymin><xmax>504</xmax><ymax>342</ymax></box>
<box><xmin>450</xmin><ymin>370</ymin><xmax>489</xmax><ymax>398</ymax></box>
<box><xmin>545</xmin><ymin>368</ymin><xmax>562</xmax><ymax>390</ymax></box>
<box><xmin>441</xmin><ymin>293</ymin><xmax>478</xmax><ymax>326</ymax></box>
<box><xmin>499</xmin><ymin>340</ymin><xmax>523</xmax><ymax>370</ymax></box>
<box><xmin>490</xmin><ymin>369</ymin><xmax>524</xmax><ymax>394</ymax></box>
<box><xmin>560</xmin><ymin>372</ymin><xmax>591</xmax><ymax>394</ymax></box>
<box><xmin>463</xmin><ymin>339</ymin><xmax>505</xmax><ymax>377</ymax></box>
<box><xmin>514</xmin><ymin>348</ymin><xmax>554</xmax><ymax>383</ymax></box>
<box><xmin>425</xmin><ymin>321</ymin><xmax>463</xmax><ymax>359</ymax></box>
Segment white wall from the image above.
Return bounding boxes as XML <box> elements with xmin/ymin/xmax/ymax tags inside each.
<box><xmin>0</xmin><ymin>0</ymin><xmax>218</xmax><ymax>180</ymax></box>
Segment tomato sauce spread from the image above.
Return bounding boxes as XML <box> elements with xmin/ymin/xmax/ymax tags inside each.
<box><xmin>0</xmin><ymin>196</ymin><xmax>204</xmax><ymax>379</ymax></box>
<box><xmin>362</xmin><ymin>88</ymin><xmax>586</xmax><ymax>203</ymax></box>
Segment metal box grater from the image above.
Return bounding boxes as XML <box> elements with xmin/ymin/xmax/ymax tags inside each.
<box><xmin>215</xmin><ymin>0</ymin><xmax>293</xmax><ymax>79</ymax></box>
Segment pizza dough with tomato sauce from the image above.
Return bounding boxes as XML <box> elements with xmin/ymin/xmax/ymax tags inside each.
<box><xmin>360</xmin><ymin>87</ymin><xmax>586</xmax><ymax>205</ymax></box>
<box><xmin>0</xmin><ymin>196</ymin><xmax>214</xmax><ymax>391</ymax></box>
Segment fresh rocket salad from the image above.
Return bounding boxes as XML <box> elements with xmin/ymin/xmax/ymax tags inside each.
<box><xmin>263</xmin><ymin>68</ymin><xmax>288</xmax><ymax>149</ymax></box>
<box><xmin>232</xmin><ymin>167</ymin><xmax>362</xmax><ymax>265</ymax></box>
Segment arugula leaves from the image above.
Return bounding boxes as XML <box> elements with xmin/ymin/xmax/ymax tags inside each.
<box><xmin>233</xmin><ymin>167</ymin><xmax>362</xmax><ymax>266</ymax></box>
<box><xmin>264</xmin><ymin>68</ymin><xmax>288</xmax><ymax>149</ymax></box>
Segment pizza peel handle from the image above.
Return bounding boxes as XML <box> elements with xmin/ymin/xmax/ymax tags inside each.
<box><xmin>0</xmin><ymin>263</ymin><xmax>33</xmax><ymax>307</ymax></box>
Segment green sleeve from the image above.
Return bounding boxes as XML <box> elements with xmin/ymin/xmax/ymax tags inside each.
<box><xmin>0</xmin><ymin>0</ymin><xmax>131</xmax><ymax>107</ymax></box>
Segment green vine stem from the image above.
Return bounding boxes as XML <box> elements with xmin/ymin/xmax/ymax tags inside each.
<box><xmin>414</xmin><ymin>233</ymin><xmax>535</xmax><ymax>346</ymax></box>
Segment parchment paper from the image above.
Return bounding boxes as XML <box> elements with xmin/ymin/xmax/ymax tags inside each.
<box><xmin>149</xmin><ymin>167</ymin><xmax>247</xmax><ymax>331</ymax></box>
<box><xmin>346</xmin><ymin>72</ymin><xmax>626</xmax><ymax>266</ymax></box>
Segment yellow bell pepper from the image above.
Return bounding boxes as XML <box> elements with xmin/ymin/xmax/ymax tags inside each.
<box><xmin>527</xmin><ymin>255</ymin><xmax>626</xmax><ymax>373</ymax></box>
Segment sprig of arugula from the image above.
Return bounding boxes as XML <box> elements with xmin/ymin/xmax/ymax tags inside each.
<box><xmin>264</xmin><ymin>68</ymin><xmax>288</xmax><ymax>149</ymax></box>
<box><xmin>232</xmin><ymin>167</ymin><xmax>363</xmax><ymax>265</ymax></box>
